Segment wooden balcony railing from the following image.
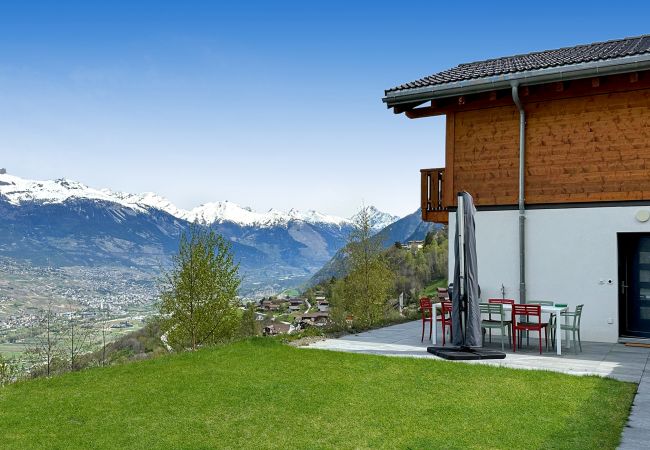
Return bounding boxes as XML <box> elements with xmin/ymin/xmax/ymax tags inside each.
<box><xmin>420</xmin><ymin>168</ymin><xmax>448</xmax><ymax>224</ymax></box>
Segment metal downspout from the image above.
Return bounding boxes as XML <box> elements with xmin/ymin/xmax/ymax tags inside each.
<box><xmin>511</xmin><ymin>82</ymin><xmax>526</xmax><ymax>304</ymax></box>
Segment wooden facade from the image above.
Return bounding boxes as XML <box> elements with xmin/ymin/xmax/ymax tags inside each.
<box><xmin>416</xmin><ymin>71</ymin><xmax>650</xmax><ymax>221</ymax></box>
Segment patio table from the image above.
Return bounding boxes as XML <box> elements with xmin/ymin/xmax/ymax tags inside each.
<box><xmin>501</xmin><ymin>304</ymin><xmax>568</xmax><ymax>355</ymax></box>
<box><xmin>429</xmin><ymin>302</ymin><xmax>569</xmax><ymax>355</ymax></box>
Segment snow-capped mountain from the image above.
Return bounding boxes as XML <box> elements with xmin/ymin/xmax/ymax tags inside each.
<box><xmin>349</xmin><ymin>205</ymin><xmax>400</xmax><ymax>233</ymax></box>
<box><xmin>0</xmin><ymin>173</ymin><xmax>392</xmax><ymax>230</ymax></box>
<box><xmin>0</xmin><ymin>172</ymin><xmax>404</xmax><ymax>295</ymax></box>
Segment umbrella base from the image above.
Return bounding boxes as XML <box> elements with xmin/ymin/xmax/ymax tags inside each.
<box><xmin>427</xmin><ymin>346</ymin><xmax>506</xmax><ymax>360</ymax></box>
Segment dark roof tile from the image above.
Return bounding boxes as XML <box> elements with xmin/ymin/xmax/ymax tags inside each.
<box><xmin>385</xmin><ymin>35</ymin><xmax>650</xmax><ymax>94</ymax></box>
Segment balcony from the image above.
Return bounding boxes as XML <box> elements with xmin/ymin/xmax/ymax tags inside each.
<box><xmin>420</xmin><ymin>168</ymin><xmax>448</xmax><ymax>224</ymax></box>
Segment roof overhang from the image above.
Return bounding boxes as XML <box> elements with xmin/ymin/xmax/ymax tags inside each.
<box><xmin>383</xmin><ymin>53</ymin><xmax>650</xmax><ymax>108</ymax></box>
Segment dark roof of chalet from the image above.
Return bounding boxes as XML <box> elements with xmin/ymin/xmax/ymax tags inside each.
<box><xmin>299</xmin><ymin>312</ymin><xmax>329</xmax><ymax>319</ymax></box>
<box><xmin>385</xmin><ymin>34</ymin><xmax>650</xmax><ymax>95</ymax></box>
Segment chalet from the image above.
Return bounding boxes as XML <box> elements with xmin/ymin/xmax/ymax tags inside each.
<box><xmin>317</xmin><ymin>300</ymin><xmax>329</xmax><ymax>312</ymax></box>
<box><xmin>405</xmin><ymin>240</ymin><xmax>425</xmax><ymax>250</ymax></box>
<box><xmin>298</xmin><ymin>312</ymin><xmax>330</xmax><ymax>326</ymax></box>
<box><xmin>384</xmin><ymin>35</ymin><xmax>650</xmax><ymax>343</ymax></box>
<box><xmin>260</xmin><ymin>300</ymin><xmax>280</xmax><ymax>312</ymax></box>
<box><xmin>287</xmin><ymin>298</ymin><xmax>305</xmax><ymax>311</ymax></box>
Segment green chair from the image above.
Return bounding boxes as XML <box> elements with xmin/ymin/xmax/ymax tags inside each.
<box><xmin>480</xmin><ymin>303</ymin><xmax>510</xmax><ymax>351</ymax></box>
<box><xmin>558</xmin><ymin>304</ymin><xmax>584</xmax><ymax>354</ymax></box>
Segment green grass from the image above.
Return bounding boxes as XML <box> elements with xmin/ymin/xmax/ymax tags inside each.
<box><xmin>0</xmin><ymin>339</ymin><xmax>635</xmax><ymax>449</ymax></box>
<box><xmin>280</xmin><ymin>288</ymin><xmax>301</xmax><ymax>298</ymax></box>
<box><xmin>421</xmin><ymin>277</ymin><xmax>448</xmax><ymax>297</ymax></box>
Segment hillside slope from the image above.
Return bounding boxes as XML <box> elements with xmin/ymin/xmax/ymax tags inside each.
<box><xmin>307</xmin><ymin>209</ymin><xmax>440</xmax><ymax>285</ymax></box>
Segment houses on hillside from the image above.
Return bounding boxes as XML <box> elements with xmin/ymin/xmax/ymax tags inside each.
<box><xmin>255</xmin><ymin>293</ymin><xmax>330</xmax><ymax>332</ymax></box>
<box><xmin>297</xmin><ymin>312</ymin><xmax>330</xmax><ymax>326</ymax></box>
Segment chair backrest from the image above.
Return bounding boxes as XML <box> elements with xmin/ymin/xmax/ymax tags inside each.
<box><xmin>419</xmin><ymin>297</ymin><xmax>432</xmax><ymax>319</ymax></box>
<box><xmin>441</xmin><ymin>301</ymin><xmax>452</xmax><ymax>315</ymax></box>
<box><xmin>575</xmin><ymin>304</ymin><xmax>584</xmax><ymax>327</ymax></box>
<box><xmin>480</xmin><ymin>302</ymin><xmax>504</xmax><ymax>318</ymax></box>
<box><xmin>488</xmin><ymin>298</ymin><xmax>515</xmax><ymax>305</ymax></box>
<box><xmin>512</xmin><ymin>304</ymin><xmax>541</xmax><ymax>323</ymax></box>
<box><xmin>529</xmin><ymin>300</ymin><xmax>554</xmax><ymax>306</ymax></box>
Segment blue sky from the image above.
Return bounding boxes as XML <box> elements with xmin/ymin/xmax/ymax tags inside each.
<box><xmin>1</xmin><ymin>1</ymin><xmax>648</xmax><ymax>217</ymax></box>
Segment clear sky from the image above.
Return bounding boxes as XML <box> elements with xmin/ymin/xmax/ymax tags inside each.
<box><xmin>1</xmin><ymin>1</ymin><xmax>648</xmax><ymax>217</ymax></box>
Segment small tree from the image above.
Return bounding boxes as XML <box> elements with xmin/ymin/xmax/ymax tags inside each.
<box><xmin>26</xmin><ymin>301</ymin><xmax>63</xmax><ymax>377</ymax></box>
<box><xmin>99</xmin><ymin>306</ymin><xmax>111</xmax><ymax>367</ymax></box>
<box><xmin>239</xmin><ymin>303</ymin><xmax>258</xmax><ymax>337</ymax></box>
<box><xmin>0</xmin><ymin>354</ymin><xmax>18</xmax><ymax>386</ymax></box>
<box><xmin>64</xmin><ymin>309</ymin><xmax>94</xmax><ymax>372</ymax></box>
<box><xmin>331</xmin><ymin>206</ymin><xmax>394</xmax><ymax>328</ymax></box>
<box><xmin>159</xmin><ymin>225</ymin><xmax>241</xmax><ymax>350</ymax></box>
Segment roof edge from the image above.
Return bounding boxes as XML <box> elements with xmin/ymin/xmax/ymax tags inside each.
<box><xmin>383</xmin><ymin>53</ymin><xmax>650</xmax><ymax>107</ymax></box>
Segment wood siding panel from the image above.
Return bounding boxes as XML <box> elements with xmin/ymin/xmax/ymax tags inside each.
<box><xmin>450</xmin><ymin>88</ymin><xmax>650</xmax><ymax>206</ymax></box>
<box><xmin>525</xmin><ymin>89</ymin><xmax>650</xmax><ymax>204</ymax></box>
<box><xmin>453</xmin><ymin>105</ymin><xmax>519</xmax><ymax>205</ymax></box>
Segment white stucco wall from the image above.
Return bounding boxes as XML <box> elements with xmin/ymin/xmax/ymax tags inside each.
<box><xmin>448</xmin><ymin>205</ymin><xmax>650</xmax><ymax>343</ymax></box>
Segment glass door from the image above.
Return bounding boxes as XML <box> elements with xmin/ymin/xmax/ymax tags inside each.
<box><xmin>619</xmin><ymin>234</ymin><xmax>650</xmax><ymax>338</ymax></box>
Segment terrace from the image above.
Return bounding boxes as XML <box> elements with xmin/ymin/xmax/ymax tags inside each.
<box><xmin>305</xmin><ymin>320</ymin><xmax>650</xmax><ymax>383</ymax></box>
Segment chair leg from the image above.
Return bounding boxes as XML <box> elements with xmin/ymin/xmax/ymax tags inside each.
<box><xmin>500</xmin><ymin>328</ymin><xmax>505</xmax><ymax>351</ymax></box>
<box><xmin>512</xmin><ymin>328</ymin><xmax>517</xmax><ymax>352</ymax></box>
<box><xmin>578</xmin><ymin>329</ymin><xmax>582</xmax><ymax>352</ymax></box>
<box><xmin>429</xmin><ymin>319</ymin><xmax>432</xmax><ymax>341</ymax></box>
<box><xmin>421</xmin><ymin>319</ymin><xmax>425</xmax><ymax>342</ymax></box>
<box><xmin>442</xmin><ymin>323</ymin><xmax>446</xmax><ymax>346</ymax></box>
<box><xmin>551</xmin><ymin>327</ymin><xmax>555</xmax><ymax>350</ymax></box>
<box><xmin>545</xmin><ymin>328</ymin><xmax>549</xmax><ymax>351</ymax></box>
<box><xmin>489</xmin><ymin>328</ymin><xmax>492</xmax><ymax>343</ymax></box>
<box><xmin>573</xmin><ymin>330</ymin><xmax>578</xmax><ymax>355</ymax></box>
<box><xmin>539</xmin><ymin>329</ymin><xmax>543</xmax><ymax>355</ymax></box>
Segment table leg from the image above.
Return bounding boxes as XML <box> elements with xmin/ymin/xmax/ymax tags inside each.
<box><xmin>432</xmin><ymin>316</ymin><xmax>438</xmax><ymax>345</ymax></box>
<box><xmin>564</xmin><ymin>312</ymin><xmax>570</xmax><ymax>350</ymax></box>
<box><xmin>556</xmin><ymin>313</ymin><xmax>562</xmax><ymax>356</ymax></box>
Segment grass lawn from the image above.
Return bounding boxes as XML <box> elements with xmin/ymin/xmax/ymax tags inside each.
<box><xmin>0</xmin><ymin>339</ymin><xmax>636</xmax><ymax>449</ymax></box>
<box><xmin>421</xmin><ymin>277</ymin><xmax>448</xmax><ymax>298</ymax></box>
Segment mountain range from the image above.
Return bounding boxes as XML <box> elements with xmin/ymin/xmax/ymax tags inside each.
<box><xmin>0</xmin><ymin>172</ymin><xmax>434</xmax><ymax>296</ymax></box>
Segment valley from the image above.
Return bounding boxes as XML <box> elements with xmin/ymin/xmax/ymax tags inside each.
<box><xmin>0</xmin><ymin>172</ymin><xmax>435</xmax><ymax>361</ymax></box>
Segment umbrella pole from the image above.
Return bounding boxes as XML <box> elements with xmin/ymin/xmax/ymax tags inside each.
<box><xmin>457</xmin><ymin>193</ymin><xmax>467</xmax><ymax>346</ymax></box>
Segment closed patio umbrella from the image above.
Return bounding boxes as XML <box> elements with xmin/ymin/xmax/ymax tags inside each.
<box><xmin>427</xmin><ymin>192</ymin><xmax>505</xmax><ymax>360</ymax></box>
<box><xmin>451</xmin><ymin>191</ymin><xmax>482</xmax><ymax>348</ymax></box>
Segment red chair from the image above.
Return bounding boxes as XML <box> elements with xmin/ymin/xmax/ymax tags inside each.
<box><xmin>512</xmin><ymin>304</ymin><xmax>547</xmax><ymax>355</ymax></box>
<box><xmin>488</xmin><ymin>298</ymin><xmax>515</xmax><ymax>305</ymax></box>
<box><xmin>439</xmin><ymin>301</ymin><xmax>453</xmax><ymax>345</ymax></box>
<box><xmin>419</xmin><ymin>297</ymin><xmax>433</xmax><ymax>342</ymax></box>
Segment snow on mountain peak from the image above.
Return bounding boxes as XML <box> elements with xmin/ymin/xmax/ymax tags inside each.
<box><xmin>0</xmin><ymin>172</ymin><xmax>400</xmax><ymax>230</ymax></box>
<box><xmin>0</xmin><ymin>173</ymin><xmax>126</xmax><ymax>207</ymax></box>
<box><xmin>348</xmin><ymin>206</ymin><xmax>400</xmax><ymax>233</ymax></box>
